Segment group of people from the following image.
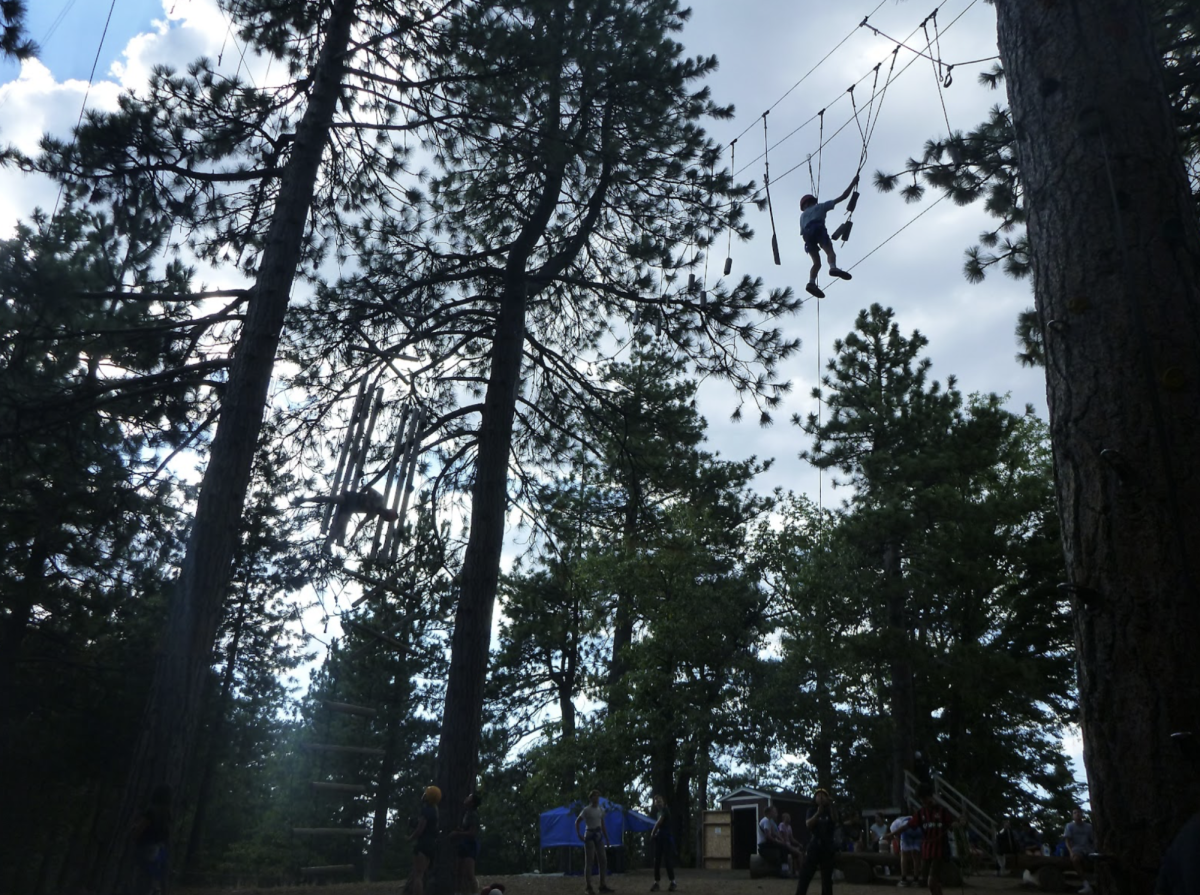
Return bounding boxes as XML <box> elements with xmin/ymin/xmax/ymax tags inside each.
<box><xmin>574</xmin><ymin>789</ymin><xmax>678</xmax><ymax>895</ymax></box>
<box><xmin>405</xmin><ymin>785</ymin><xmax>483</xmax><ymax>895</ymax></box>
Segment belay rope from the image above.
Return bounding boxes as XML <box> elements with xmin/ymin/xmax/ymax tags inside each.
<box><xmin>762</xmin><ymin>112</ymin><xmax>782</xmax><ymax>266</ymax></box>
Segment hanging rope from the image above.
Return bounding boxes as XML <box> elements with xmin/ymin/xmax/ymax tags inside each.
<box><xmin>735</xmin><ymin>0</ymin><xmax>995</xmax><ymax>182</ymax></box>
<box><xmin>723</xmin><ymin>139</ymin><xmax>736</xmax><ymax>276</ymax></box>
<box><xmin>762</xmin><ymin>112</ymin><xmax>782</xmax><ymax>266</ymax></box>
<box><xmin>922</xmin><ymin>10</ymin><xmax>953</xmax><ymax>132</ymax></box>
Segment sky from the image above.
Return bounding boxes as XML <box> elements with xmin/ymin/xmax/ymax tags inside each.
<box><xmin>0</xmin><ymin>0</ymin><xmax>1049</xmax><ymax>502</ymax></box>
<box><xmin>0</xmin><ymin>0</ymin><xmax>1083</xmax><ymax>795</ymax></box>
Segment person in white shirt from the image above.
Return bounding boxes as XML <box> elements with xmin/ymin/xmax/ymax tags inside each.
<box><xmin>576</xmin><ymin>790</ymin><xmax>615</xmax><ymax>895</ymax></box>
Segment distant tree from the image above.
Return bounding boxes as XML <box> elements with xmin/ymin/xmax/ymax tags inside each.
<box><xmin>0</xmin><ymin>205</ymin><xmax>206</xmax><ymax>891</ymax></box>
<box><xmin>28</xmin><ymin>2</ymin><xmax>461</xmax><ymax>888</ymax></box>
<box><xmin>276</xmin><ymin>5</ymin><xmax>800</xmax><ymax>880</ymax></box>
<box><xmin>794</xmin><ymin>304</ymin><xmax>1072</xmax><ymax>810</ymax></box>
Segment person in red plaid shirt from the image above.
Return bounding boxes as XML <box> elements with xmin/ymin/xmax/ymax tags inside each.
<box><xmin>899</xmin><ymin>782</ymin><xmax>957</xmax><ymax>895</ymax></box>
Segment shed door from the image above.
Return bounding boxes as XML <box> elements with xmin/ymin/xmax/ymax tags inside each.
<box><xmin>731</xmin><ymin>807</ymin><xmax>758</xmax><ymax>870</ymax></box>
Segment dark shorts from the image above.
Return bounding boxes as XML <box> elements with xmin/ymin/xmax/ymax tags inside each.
<box><xmin>458</xmin><ymin>838</ymin><xmax>480</xmax><ymax>859</ymax></box>
<box><xmin>802</xmin><ymin>223</ymin><xmax>831</xmax><ymax>254</ymax></box>
<box><xmin>925</xmin><ymin>856</ymin><xmax>948</xmax><ymax>881</ymax></box>
<box><xmin>415</xmin><ymin>839</ymin><xmax>437</xmax><ymax>859</ymax></box>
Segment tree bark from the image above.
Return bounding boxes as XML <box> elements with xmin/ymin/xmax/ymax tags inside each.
<box><xmin>89</xmin><ymin>2</ymin><xmax>358</xmax><ymax>889</ymax></box>
<box><xmin>995</xmin><ymin>2</ymin><xmax>1200</xmax><ymax>891</ymax></box>
<box><xmin>183</xmin><ymin>598</ymin><xmax>247</xmax><ymax>872</ymax></box>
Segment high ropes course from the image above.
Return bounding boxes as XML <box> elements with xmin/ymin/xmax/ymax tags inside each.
<box><xmin>713</xmin><ymin>0</ymin><xmax>998</xmax><ymax>296</ymax></box>
<box><xmin>701</xmin><ymin>0</ymin><xmax>1000</xmax><ymax>517</ymax></box>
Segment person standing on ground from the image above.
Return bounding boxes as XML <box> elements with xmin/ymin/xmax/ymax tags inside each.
<box><xmin>886</xmin><ymin>814</ymin><xmax>923</xmax><ymax>887</ymax></box>
<box><xmin>132</xmin><ymin>784</ymin><xmax>171</xmax><ymax>895</ymax></box>
<box><xmin>795</xmin><ymin>788</ymin><xmax>838</xmax><ymax>895</ymax></box>
<box><xmin>576</xmin><ymin>789</ymin><xmax>615</xmax><ymax>895</ymax></box>
<box><xmin>899</xmin><ymin>782</ymin><xmax>956</xmax><ymax>895</ymax></box>
<box><xmin>1063</xmin><ymin>808</ymin><xmax>1096</xmax><ymax>893</ymax></box>
<box><xmin>649</xmin><ymin>793</ymin><xmax>677</xmax><ymax>892</ymax></box>
<box><xmin>406</xmin><ymin>785</ymin><xmax>441</xmax><ymax>895</ymax></box>
<box><xmin>995</xmin><ymin>818</ymin><xmax>1018</xmax><ymax>877</ymax></box>
<box><xmin>449</xmin><ymin>791</ymin><xmax>482</xmax><ymax>895</ymax></box>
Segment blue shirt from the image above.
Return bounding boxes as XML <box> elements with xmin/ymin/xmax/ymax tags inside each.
<box><xmin>800</xmin><ymin>199</ymin><xmax>837</xmax><ymax>234</ymax></box>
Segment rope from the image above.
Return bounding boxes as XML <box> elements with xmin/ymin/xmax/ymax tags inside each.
<box><xmin>922</xmin><ymin>12</ymin><xmax>953</xmax><ymax>133</ymax></box>
<box><xmin>763</xmin><ymin>113</ymin><xmax>782</xmax><ymax>265</ymax></box>
<box><xmin>722</xmin><ymin>0</ymin><xmax>890</xmax><ymax>150</ymax></box>
<box><xmin>733</xmin><ymin>0</ymin><xmax>993</xmax><ymax>180</ymax></box>
<box><xmin>816</xmin><ymin>291</ymin><xmax>823</xmax><ymax>517</ymax></box>
<box><xmin>51</xmin><ymin>0</ymin><xmax>118</xmax><ymax>221</ymax></box>
<box><xmin>724</xmin><ymin>139</ymin><xmax>737</xmax><ymax>276</ymax></box>
<box><xmin>812</xmin><ymin>193</ymin><xmax>948</xmax><ymax>296</ymax></box>
<box><xmin>806</xmin><ymin>109</ymin><xmax>825</xmax><ymax>194</ymax></box>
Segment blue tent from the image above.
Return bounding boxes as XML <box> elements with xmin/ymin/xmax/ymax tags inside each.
<box><xmin>539</xmin><ymin>797</ymin><xmax>656</xmax><ymax>849</ymax></box>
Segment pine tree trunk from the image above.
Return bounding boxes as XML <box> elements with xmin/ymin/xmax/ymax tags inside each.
<box><xmin>89</xmin><ymin>3</ymin><xmax>358</xmax><ymax>889</ymax></box>
<box><xmin>433</xmin><ymin>41</ymin><xmax>571</xmax><ymax>884</ymax></box>
<box><xmin>433</xmin><ymin>280</ymin><xmax>528</xmax><ymax>893</ymax></box>
<box><xmin>884</xmin><ymin>542</ymin><xmax>915</xmax><ymax>807</ymax></box>
<box><xmin>183</xmin><ymin>599</ymin><xmax>247</xmax><ymax>872</ymax></box>
<box><xmin>368</xmin><ymin>689</ymin><xmax>403</xmax><ymax>882</ymax></box>
<box><xmin>996</xmin><ymin>2</ymin><xmax>1200</xmax><ymax>890</ymax></box>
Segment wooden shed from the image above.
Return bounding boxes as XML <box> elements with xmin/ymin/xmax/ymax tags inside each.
<box><xmin>700</xmin><ymin>787</ymin><xmax>812</xmax><ymax>871</ymax></box>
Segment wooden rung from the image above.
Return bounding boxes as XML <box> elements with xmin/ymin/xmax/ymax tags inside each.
<box><xmin>301</xmin><ymin>743</ymin><xmax>385</xmax><ymax>757</ymax></box>
<box><xmin>301</xmin><ymin>865</ymin><xmax>358</xmax><ymax>874</ymax></box>
<box><xmin>311</xmin><ymin>781</ymin><xmax>369</xmax><ymax>794</ymax></box>
<box><xmin>292</xmin><ymin>827</ymin><xmax>369</xmax><ymax>836</ymax></box>
<box><xmin>322</xmin><ymin>699</ymin><xmax>377</xmax><ymax>716</ymax></box>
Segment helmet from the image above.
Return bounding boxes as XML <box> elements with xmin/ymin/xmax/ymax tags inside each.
<box><xmin>423</xmin><ymin>785</ymin><xmax>442</xmax><ymax>805</ymax></box>
<box><xmin>800</xmin><ymin>194</ymin><xmax>817</xmax><ymax>209</ymax></box>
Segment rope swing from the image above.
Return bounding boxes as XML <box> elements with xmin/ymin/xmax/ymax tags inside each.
<box><xmin>762</xmin><ymin>112</ymin><xmax>782</xmax><ymax>266</ymax></box>
<box><xmin>724</xmin><ymin>139</ymin><xmax>737</xmax><ymax>276</ymax></box>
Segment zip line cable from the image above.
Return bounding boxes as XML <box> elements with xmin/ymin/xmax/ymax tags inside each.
<box><xmin>723</xmin><ymin>0</ymin><xmax>891</xmax><ymax>150</ymax></box>
<box><xmin>40</xmin><ymin>0</ymin><xmax>81</xmax><ymax>48</ymax></box>
<box><xmin>729</xmin><ymin>0</ymin><xmax>994</xmax><ymax>181</ymax></box>
<box><xmin>51</xmin><ymin>0</ymin><xmax>118</xmax><ymax>220</ymax></box>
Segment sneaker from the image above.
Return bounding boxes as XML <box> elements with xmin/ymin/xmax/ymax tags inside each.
<box><xmin>805</xmin><ymin>282</ymin><xmax>825</xmax><ymax>298</ymax></box>
<box><xmin>587</xmin><ymin>887</ymin><xmax>596</xmax><ymax>895</ymax></box>
<box><xmin>669</xmin><ymin>884</ymin><xmax>677</xmax><ymax>892</ymax></box>
<box><xmin>1081</xmin><ymin>884</ymin><xmax>1093</xmax><ymax>894</ymax></box>
<box><xmin>898</xmin><ymin>881</ymin><xmax>909</xmax><ymax>888</ymax></box>
<box><xmin>650</xmin><ymin>885</ymin><xmax>660</xmax><ymax>892</ymax></box>
<box><xmin>829</xmin><ymin>267</ymin><xmax>852</xmax><ymax>280</ymax></box>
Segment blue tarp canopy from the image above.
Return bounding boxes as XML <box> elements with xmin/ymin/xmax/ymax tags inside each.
<box><xmin>539</xmin><ymin>797</ymin><xmax>656</xmax><ymax>849</ymax></box>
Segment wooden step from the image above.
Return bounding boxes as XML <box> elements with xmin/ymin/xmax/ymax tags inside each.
<box><xmin>311</xmin><ymin>781</ymin><xmax>369</xmax><ymax>795</ymax></box>
<box><xmin>301</xmin><ymin>743</ymin><xmax>385</xmax><ymax>757</ymax></box>
<box><xmin>292</xmin><ymin>827</ymin><xmax>369</xmax><ymax>836</ymax></box>
<box><xmin>321</xmin><ymin>700</ymin><xmax>377</xmax><ymax>717</ymax></box>
<box><xmin>301</xmin><ymin>865</ymin><xmax>357</xmax><ymax>875</ymax></box>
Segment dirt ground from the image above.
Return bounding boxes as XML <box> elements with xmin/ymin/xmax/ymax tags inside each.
<box><xmin>178</xmin><ymin>869</ymin><xmax>1028</xmax><ymax>895</ymax></box>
